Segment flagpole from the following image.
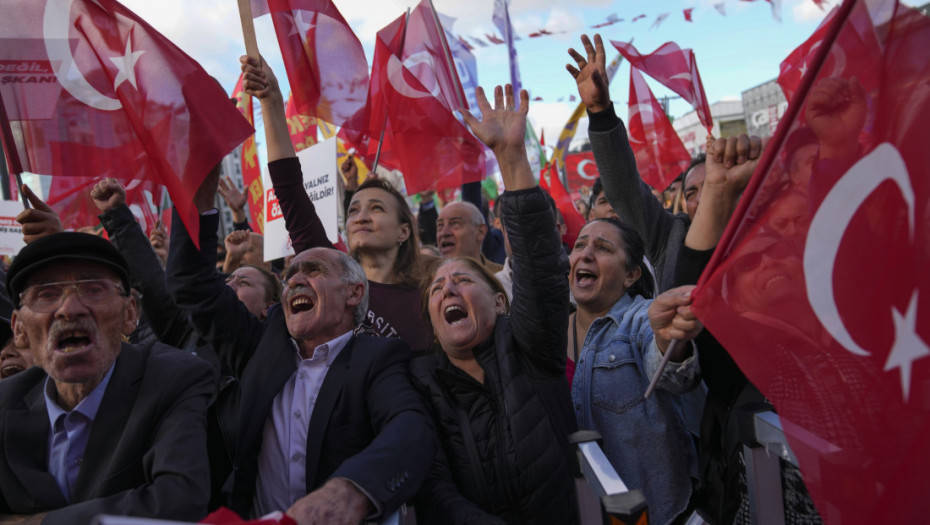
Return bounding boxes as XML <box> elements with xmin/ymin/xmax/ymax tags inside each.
<box><xmin>503</xmin><ymin>2</ymin><xmax>518</xmax><ymax>107</ymax></box>
<box><xmin>644</xmin><ymin>339</ymin><xmax>680</xmax><ymax>398</ymax></box>
<box><xmin>236</xmin><ymin>0</ymin><xmax>261</xmax><ymax>64</ymax></box>
<box><xmin>372</xmin><ymin>8</ymin><xmax>412</xmax><ymax>174</ymax></box>
<box><xmin>0</xmin><ymin>90</ymin><xmax>29</xmax><ymax>208</ymax></box>
<box><xmin>427</xmin><ymin>0</ymin><xmax>468</xmax><ymax>110</ymax></box>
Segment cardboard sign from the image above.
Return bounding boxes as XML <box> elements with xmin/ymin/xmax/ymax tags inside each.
<box><xmin>0</xmin><ymin>201</ymin><xmax>26</xmax><ymax>256</ymax></box>
<box><xmin>263</xmin><ymin>137</ymin><xmax>339</xmax><ymax>261</ymax></box>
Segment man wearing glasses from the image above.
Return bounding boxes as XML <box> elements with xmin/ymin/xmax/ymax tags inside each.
<box><xmin>0</xmin><ymin>232</ymin><xmax>214</xmax><ymax>524</ymax></box>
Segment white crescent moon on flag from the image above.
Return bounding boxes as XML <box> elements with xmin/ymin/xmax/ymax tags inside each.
<box><xmin>402</xmin><ymin>51</ymin><xmax>441</xmax><ymax>98</ymax></box>
<box><xmin>627</xmin><ymin>102</ymin><xmax>654</xmax><ymax>145</ymax></box>
<box><xmin>44</xmin><ymin>0</ymin><xmax>122</xmax><ymax>111</ymax></box>
<box><xmin>804</xmin><ymin>143</ymin><xmax>915</xmax><ymax>357</ymax></box>
<box><xmin>387</xmin><ymin>55</ymin><xmax>432</xmax><ymax>99</ymax></box>
<box><xmin>577</xmin><ymin>159</ymin><xmax>598</xmax><ymax>180</ymax></box>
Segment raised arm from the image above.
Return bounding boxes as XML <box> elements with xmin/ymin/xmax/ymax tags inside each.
<box><xmin>462</xmin><ymin>86</ymin><xmax>568</xmax><ymax>375</ymax></box>
<box><xmin>568</xmin><ymin>35</ymin><xmax>680</xmax><ymax>269</ymax></box>
<box><xmin>165</xmin><ymin>169</ymin><xmax>266</xmax><ymax>377</ymax></box>
<box><xmin>240</xmin><ymin>55</ymin><xmax>333</xmax><ymax>252</ymax></box>
<box><xmin>92</xmin><ymin>179</ymin><xmax>194</xmax><ymax>349</ymax></box>
<box><xmin>683</xmin><ymin>134</ymin><xmax>763</xmax><ymax>250</ymax></box>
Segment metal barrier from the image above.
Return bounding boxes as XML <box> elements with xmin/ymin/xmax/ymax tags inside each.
<box><xmin>570</xmin><ymin>430</ymin><xmax>650</xmax><ymax>525</ymax></box>
<box><xmin>740</xmin><ymin>410</ymin><xmax>823</xmax><ymax>525</ymax></box>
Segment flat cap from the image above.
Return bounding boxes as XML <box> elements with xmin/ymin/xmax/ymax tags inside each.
<box><xmin>6</xmin><ymin>232</ymin><xmax>131</xmax><ymax>309</ymax></box>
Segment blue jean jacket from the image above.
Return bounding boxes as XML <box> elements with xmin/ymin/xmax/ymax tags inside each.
<box><xmin>572</xmin><ymin>294</ymin><xmax>700</xmax><ymax>525</ymax></box>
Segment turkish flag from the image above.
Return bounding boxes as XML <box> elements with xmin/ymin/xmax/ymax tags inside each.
<box><xmin>0</xmin><ymin>0</ymin><xmax>253</xmax><ymax>246</ymax></box>
<box><xmin>564</xmin><ymin>151</ymin><xmax>600</xmax><ymax>191</ymax></box>
<box><xmin>691</xmin><ymin>0</ymin><xmax>930</xmax><ymax>522</ymax></box>
<box><xmin>364</xmin><ymin>3</ymin><xmax>484</xmax><ymax>194</ymax></box>
<box><xmin>611</xmin><ymin>40</ymin><xmax>713</xmax><ymax>132</ymax></box>
<box><xmin>777</xmin><ymin>2</ymin><xmax>881</xmax><ymax>104</ymax></box>
<box><xmin>627</xmin><ymin>67</ymin><xmax>691</xmax><ymax>191</ymax></box>
<box><xmin>258</xmin><ymin>0</ymin><xmax>369</xmax><ymax>130</ymax></box>
<box><xmin>540</xmin><ymin>162</ymin><xmax>584</xmax><ymax>249</ymax></box>
<box><xmin>232</xmin><ymin>73</ymin><xmax>264</xmax><ymax>233</ymax></box>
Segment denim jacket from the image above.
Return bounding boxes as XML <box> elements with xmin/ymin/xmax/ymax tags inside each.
<box><xmin>572</xmin><ymin>293</ymin><xmax>700</xmax><ymax>525</ymax></box>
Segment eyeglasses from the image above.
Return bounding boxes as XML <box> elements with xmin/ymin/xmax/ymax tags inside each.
<box><xmin>20</xmin><ymin>279</ymin><xmax>127</xmax><ymax>313</ymax></box>
<box><xmin>732</xmin><ymin>239</ymin><xmax>798</xmax><ymax>273</ymax></box>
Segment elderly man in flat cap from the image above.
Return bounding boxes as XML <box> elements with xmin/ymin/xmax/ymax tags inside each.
<box><xmin>0</xmin><ymin>232</ymin><xmax>214</xmax><ymax>524</ymax></box>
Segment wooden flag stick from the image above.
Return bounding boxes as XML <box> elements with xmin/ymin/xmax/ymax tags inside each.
<box><xmin>237</xmin><ymin>0</ymin><xmax>261</xmax><ymax>63</ymax></box>
<box><xmin>644</xmin><ymin>339</ymin><xmax>680</xmax><ymax>399</ymax></box>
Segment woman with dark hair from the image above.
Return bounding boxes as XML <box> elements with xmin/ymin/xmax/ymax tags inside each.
<box><xmin>240</xmin><ymin>56</ymin><xmax>435</xmax><ymax>353</ymax></box>
<box><xmin>410</xmin><ymin>86</ymin><xmax>579</xmax><ymax>524</ymax></box>
<box><xmin>569</xmin><ymin>217</ymin><xmax>703</xmax><ymax>525</ymax></box>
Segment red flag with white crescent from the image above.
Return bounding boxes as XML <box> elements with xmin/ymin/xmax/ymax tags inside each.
<box><xmin>0</xmin><ymin>0</ymin><xmax>253</xmax><ymax>246</ymax></box>
<box><xmin>564</xmin><ymin>151</ymin><xmax>600</xmax><ymax>191</ymax></box>
<box><xmin>364</xmin><ymin>2</ymin><xmax>484</xmax><ymax>194</ymax></box>
<box><xmin>627</xmin><ymin>67</ymin><xmax>691</xmax><ymax>191</ymax></box>
<box><xmin>692</xmin><ymin>0</ymin><xmax>930</xmax><ymax>521</ymax></box>
<box><xmin>612</xmin><ymin>40</ymin><xmax>713</xmax><ymax>133</ymax></box>
<box><xmin>776</xmin><ymin>2</ymin><xmax>881</xmax><ymax>104</ymax></box>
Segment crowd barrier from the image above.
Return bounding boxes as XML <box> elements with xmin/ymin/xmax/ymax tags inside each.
<box><xmin>92</xmin><ymin>411</ymin><xmax>803</xmax><ymax>525</ymax></box>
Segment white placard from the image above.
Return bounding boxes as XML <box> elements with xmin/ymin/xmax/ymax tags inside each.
<box><xmin>0</xmin><ymin>201</ymin><xmax>26</xmax><ymax>256</ymax></box>
<box><xmin>263</xmin><ymin>137</ymin><xmax>339</xmax><ymax>261</ymax></box>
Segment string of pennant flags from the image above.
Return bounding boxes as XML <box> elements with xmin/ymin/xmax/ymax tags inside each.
<box><xmin>454</xmin><ymin>0</ymin><xmax>831</xmax><ymax>55</ymax></box>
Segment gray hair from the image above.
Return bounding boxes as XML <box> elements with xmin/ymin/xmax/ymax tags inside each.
<box><xmin>456</xmin><ymin>201</ymin><xmax>485</xmax><ymax>227</ymax></box>
<box><xmin>335</xmin><ymin>251</ymin><xmax>369</xmax><ymax>325</ymax></box>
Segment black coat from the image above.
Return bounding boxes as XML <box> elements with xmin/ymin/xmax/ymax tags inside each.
<box><xmin>411</xmin><ymin>187</ymin><xmax>578</xmax><ymax>524</ymax></box>
<box><xmin>166</xmin><ymin>208</ymin><xmax>436</xmax><ymax>517</ymax></box>
<box><xmin>0</xmin><ymin>342</ymin><xmax>215</xmax><ymax>523</ymax></box>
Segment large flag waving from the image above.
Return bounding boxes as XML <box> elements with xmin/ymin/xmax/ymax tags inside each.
<box><xmin>232</xmin><ymin>73</ymin><xmax>264</xmax><ymax>233</ymax></box>
<box><xmin>692</xmin><ymin>0</ymin><xmax>930</xmax><ymax>522</ymax></box>
<box><xmin>627</xmin><ymin>67</ymin><xmax>691</xmax><ymax>190</ymax></box>
<box><xmin>776</xmin><ymin>1</ymin><xmax>881</xmax><ymax>104</ymax></box>
<box><xmin>364</xmin><ymin>2</ymin><xmax>483</xmax><ymax>194</ymax></box>
<box><xmin>0</xmin><ymin>0</ymin><xmax>253</xmax><ymax>244</ymax></box>
<box><xmin>611</xmin><ymin>40</ymin><xmax>713</xmax><ymax>132</ymax></box>
<box><xmin>255</xmin><ymin>0</ymin><xmax>369</xmax><ymax>130</ymax></box>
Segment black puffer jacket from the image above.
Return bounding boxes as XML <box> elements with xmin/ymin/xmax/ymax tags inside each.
<box><xmin>411</xmin><ymin>187</ymin><xmax>578</xmax><ymax>524</ymax></box>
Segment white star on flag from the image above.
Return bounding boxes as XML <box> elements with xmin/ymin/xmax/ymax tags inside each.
<box><xmin>285</xmin><ymin>11</ymin><xmax>315</xmax><ymax>40</ymax></box>
<box><xmin>109</xmin><ymin>36</ymin><xmax>144</xmax><ymax>90</ymax></box>
<box><xmin>884</xmin><ymin>291</ymin><xmax>930</xmax><ymax>402</ymax></box>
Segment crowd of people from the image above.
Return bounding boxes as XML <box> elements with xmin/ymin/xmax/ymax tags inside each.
<box><xmin>0</xmin><ymin>31</ymin><xmax>865</xmax><ymax>524</ymax></box>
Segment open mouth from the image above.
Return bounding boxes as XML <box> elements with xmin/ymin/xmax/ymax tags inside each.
<box><xmin>56</xmin><ymin>330</ymin><xmax>92</xmax><ymax>353</ymax></box>
<box><xmin>444</xmin><ymin>305</ymin><xmax>468</xmax><ymax>324</ymax></box>
<box><xmin>289</xmin><ymin>295</ymin><xmax>315</xmax><ymax>313</ymax></box>
<box><xmin>1</xmin><ymin>364</ymin><xmax>24</xmax><ymax>378</ymax></box>
<box><xmin>574</xmin><ymin>269</ymin><xmax>598</xmax><ymax>287</ymax></box>
<box><xmin>762</xmin><ymin>274</ymin><xmax>788</xmax><ymax>291</ymax></box>
<box><xmin>439</xmin><ymin>240</ymin><xmax>456</xmax><ymax>253</ymax></box>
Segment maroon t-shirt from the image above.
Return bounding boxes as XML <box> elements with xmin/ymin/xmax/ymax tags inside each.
<box><xmin>365</xmin><ymin>281</ymin><xmax>432</xmax><ymax>355</ymax></box>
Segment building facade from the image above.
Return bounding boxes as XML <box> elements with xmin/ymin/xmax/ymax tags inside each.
<box><xmin>741</xmin><ymin>78</ymin><xmax>789</xmax><ymax>138</ymax></box>
<box><xmin>673</xmin><ymin>99</ymin><xmax>747</xmax><ymax>157</ymax></box>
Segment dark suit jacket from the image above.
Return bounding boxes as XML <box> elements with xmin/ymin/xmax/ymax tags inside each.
<box><xmin>0</xmin><ymin>342</ymin><xmax>215</xmax><ymax>524</ymax></box>
<box><xmin>165</xmin><ymin>208</ymin><xmax>436</xmax><ymax>517</ymax></box>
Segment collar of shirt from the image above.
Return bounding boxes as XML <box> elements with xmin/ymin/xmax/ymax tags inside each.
<box><xmin>45</xmin><ymin>362</ymin><xmax>116</xmax><ymax>428</ymax></box>
<box><xmin>289</xmin><ymin>330</ymin><xmax>354</xmax><ymax>367</ymax></box>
